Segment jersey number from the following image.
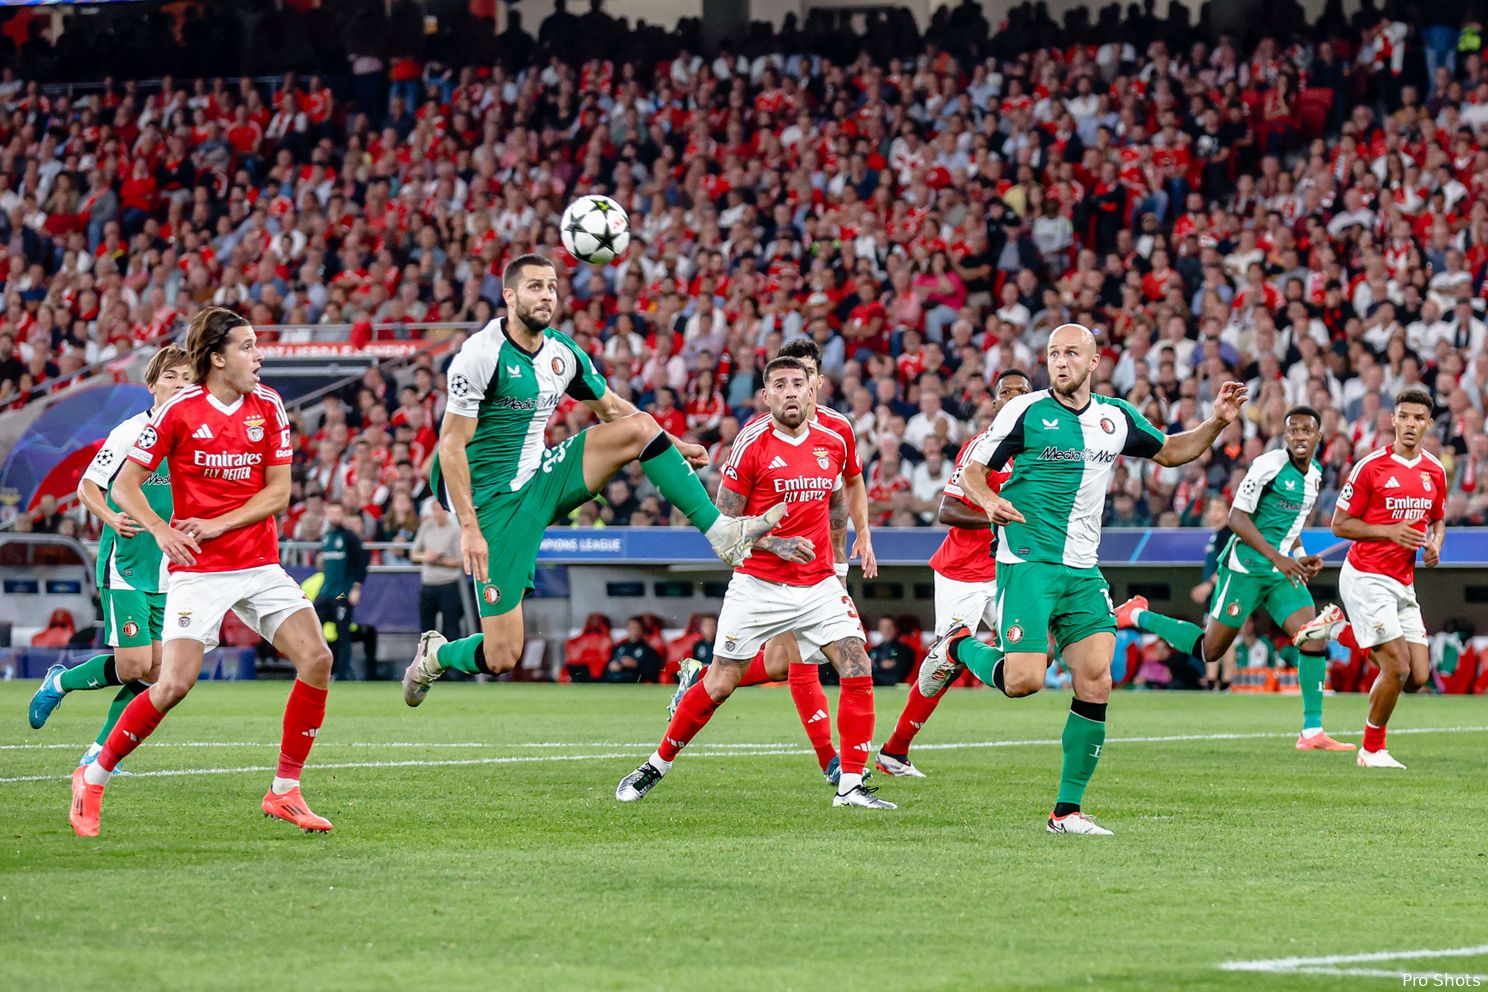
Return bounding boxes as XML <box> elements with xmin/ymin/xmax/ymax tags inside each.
<box><xmin>540</xmin><ymin>443</ymin><xmax>569</xmax><ymax>474</ymax></box>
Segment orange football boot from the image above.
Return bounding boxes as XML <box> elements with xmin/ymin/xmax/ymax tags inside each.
<box><xmin>1295</xmin><ymin>731</ymin><xmax>1355</xmax><ymax>751</ymax></box>
<box><xmin>70</xmin><ymin>767</ymin><xmax>104</xmax><ymax>837</ymax></box>
<box><xmin>262</xmin><ymin>787</ymin><xmax>333</xmax><ymax>833</ymax></box>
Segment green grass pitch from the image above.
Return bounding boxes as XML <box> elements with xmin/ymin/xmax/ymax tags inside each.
<box><xmin>2</xmin><ymin>682</ymin><xmax>1486</xmax><ymax>991</ymax></box>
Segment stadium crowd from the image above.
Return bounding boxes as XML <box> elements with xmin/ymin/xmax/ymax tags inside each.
<box><xmin>3</xmin><ymin>0</ymin><xmax>1488</xmax><ymax>551</ymax></box>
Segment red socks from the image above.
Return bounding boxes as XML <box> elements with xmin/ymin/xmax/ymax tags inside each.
<box><xmin>788</xmin><ymin>663</ymin><xmax>837</xmax><ymax>771</ymax></box>
<box><xmin>836</xmin><ymin>676</ymin><xmax>875</xmax><ymax>776</ymax></box>
<box><xmin>738</xmin><ymin>654</ymin><xmax>773</xmax><ymax>687</ymax></box>
<box><xmin>1338</xmin><ymin>624</ymin><xmax>1359</xmax><ymax>651</ymax></box>
<box><xmin>1362</xmin><ymin>721</ymin><xmax>1386</xmax><ymax>753</ymax></box>
<box><xmin>884</xmin><ymin>679</ymin><xmax>946</xmax><ymax>756</ymax></box>
<box><xmin>99</xmin><ymin>691</ymin><xmax>167</xmax><ymax>772</ymax></box>
<box><xmin>658</xmin><ymin>681</ymin><xmax>720</xmax><ymax>762</ymax></box>
<box><xmin>277</xmin><ymin>680</ymin><xmax>328</xmax><ymax>780</ymax></box>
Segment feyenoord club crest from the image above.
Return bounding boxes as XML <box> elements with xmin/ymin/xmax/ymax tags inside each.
<box><xmin>244</xmin><ymin>416</ymin><xmax>266</xmax><ymax>443</ymax></box>
<box><xmin>551</xmin><ymin>355</ymin><xmax>565</xmax><ymax>376</ymax></box>
<box><xmin>1099</xmin><ymin>417</ymin><xmax>1116</xmax><ymax>434</ymax></box>
<box><xmin>483</xmin><ymin>585</ymin><xmax>500</xmax><ymax>605</ymax></box>
<box><xmin>1227</xmin><ymin>601</ymin><xmax>1241</xmax><ymax>617</ymax></box>
<box><xmin>123</xmin><ymin>621</ymin><xmax>139</xmax><ymax>639</ymax></box>
<box><xmin>1006</xmin><ymin>623</ymin><xmax>1024</xmax><ymax>644</ymax></box>
<box><xmin>813</xmin><ymin>446</ymin><xmax>831</xmax><ymax>469</ymax></box>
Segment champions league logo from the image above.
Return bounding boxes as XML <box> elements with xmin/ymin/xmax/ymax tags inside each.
<box><xmin>137</xmin><ymin>426</ymin><xmax>158</xmax><ymax>449</ymax></box>
<box><xmin>450</xmin><ymin>373</ymin><xmax>472</xmax><ymax>400</ymax></box>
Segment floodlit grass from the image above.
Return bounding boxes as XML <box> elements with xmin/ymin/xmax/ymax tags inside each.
<box><xmin>2</xmin><ymin>682</ymin><xmax>1485</xmax><ymax>991</ymax></box>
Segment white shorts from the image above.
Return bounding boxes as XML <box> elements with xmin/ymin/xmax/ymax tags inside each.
<box><xmin>933</xmin><ymin>572</ymin><xmax>998</xmax><ymax>637</ymax></box>
<box><xmin>163</xmin><ymin>564</ymin><xmax>314</xmax><ymax>650</ymax></box>
<box><xmin>1339</xmin><ymin>561</ymin><xmax>1427</xmax><ymax>649</ymax></box>
<box><xmin>714</xmin><ymin>573</ymin><xmax>865</xmax><ymax>661</ymax></box>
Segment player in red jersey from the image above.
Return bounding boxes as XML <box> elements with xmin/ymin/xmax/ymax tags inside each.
<box><xmin>1295</xmin><ymin>387</ymin><xmax>1446</xmax><ymax>770</ymax></box>
<box><xmin>69</xmin><ymin>307</ymin><xmax>335</xmax><ymax>836</ymax></box>
<box><xmin>875</xmin><ymin>368</ymin><xmax>1032</xmax><ymax>777</ymax></box>
<box><xmin>665</xmin><ymin>338</ymin><xmax>879</xmax><ymax>786</ymax></box>
<box><xmin>616</xmin><ymin>357</ymin><xmax>894</xmax><ymax>809</ymax></box>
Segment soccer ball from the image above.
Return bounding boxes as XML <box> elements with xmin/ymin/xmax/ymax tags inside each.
<box><xmin>560</xmin><ymin>194</ymin><xmax>630</xmax><ymax>265</ymax></box>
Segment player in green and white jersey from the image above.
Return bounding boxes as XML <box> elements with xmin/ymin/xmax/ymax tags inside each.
<box><xmin>402</xmin><ymin>253</ymin><xmax>784</xmax><ymax>704</ymax></box>
<box><xmin>27</xmin><ymin>346</ymin><xmax>191</xmax><ymax>768</ymax></box>
<box><xmin>1114</xmin><ymin>407</ymin><xmax>1354</xmax><ymax>751</ymax></box>
<box><xmin>916</xmin><ymin>323</ymin><xmax>1248</xmax><ymax>835</ymax></box>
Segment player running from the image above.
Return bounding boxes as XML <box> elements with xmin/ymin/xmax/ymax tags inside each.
<box><xmin>1293</xmin><ymin>387</ymin><xmax>1445</xmax><ymax>769</ymax></box>
<box><xmin>667</xmin><ymin>338</ymin><xmax>878</xmax><ymax>787</ymax></box>
<box><xmin>874</xmin><ymin>368</ymin><xmax>1032</xmax><ymax>778</ymax></box>
<box><xmin>1113</xmin><ymin>406</ymin><xmax>1353</xmax><ymax>751</ymax></box>
<box><xmin>916</xmin><ymin>324</ymin><xmax>1247</xmax><ymax>834</ymax></box>
<box><xmin>615</xmin><ymin>357</ymin><xmax>893</xmax><ymax>809</ymax></box>
<box><xmin>28</xmin><ymin>346</ymin><xmax>190</xmax><ymax>767</ymax></box>
<box><xmin>401</xmin><ymin>254</ymin><xmax>782</xmax><ymax>701</ymax></box>
<box><xmin>69</xmin><ymin>307</ymin><xmax>335</xmax><ymax>837</ymax></box>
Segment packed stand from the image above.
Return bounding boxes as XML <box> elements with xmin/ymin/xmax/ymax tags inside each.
<box><xmin>4</xmin><ymin>0</ymin><xmax>1488</xmax><ymax>547</ymax></box>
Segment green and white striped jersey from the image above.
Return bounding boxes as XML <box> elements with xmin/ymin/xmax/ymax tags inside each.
<box><xmin>968</xmin><ymin>390</ymin><xmax>1165</xmax><ymax>568</ymax></box>
<box><xmin>1223</xmin><ymin>448</ymin><xmax>1322</xmax><ymax>574</ymax></box>
<box><xmin>82</xmin><ymin>409</ymin><xmax>173</xmax><ymax>594</ymax></box>
<box><xmin>433</xmin><ymin>318</ymin><xmax>608</xmax><ymax>509</ymax></box>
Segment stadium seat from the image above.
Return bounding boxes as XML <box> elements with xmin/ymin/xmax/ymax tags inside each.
<box><xmin>29</xmin><ymin>608</ymin><xmax>75</xmax><ymax>648</ymax></box>
<box><xmin>563</xmin><ymin>613</ymin><xmax>613</xmax><ymax>683</ymax></box>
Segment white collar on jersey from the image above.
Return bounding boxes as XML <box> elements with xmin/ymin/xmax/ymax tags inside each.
<box><xmin>772</xmin><ymin>425</ymin><xmax>810</xmax><ymax>446</ymax></box>
<box><xmin>206</xmin><ymin>392</ymin><xmax>244</xmax><ymax>416</ymax></box>
<box><xmin>1390</xmin><ymin>449</ymin><xmax>1423</xmax><ymax>468</ymax></box>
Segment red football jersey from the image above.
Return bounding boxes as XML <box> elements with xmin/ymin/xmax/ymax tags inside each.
<box><xmin>929</xmin><ymin>435</ymin><xmax>1009</xmax><ymax>583</ymax></box>
<box><xmin>720</xmin><ymin>417</ymin><xmax>848</xmax><ymax>586</ymax></box>
<box><xmin>1335</xmin><ymin>444</ymin><xmax>1446</xmax><ymax>585</ymax></box>
<box><xmin>744</xmin><ymin>405</ymin><xmax>862</xmax><ymax>480</ymax></box>
<box><xmin>128</xmin><ymin>384</ymin><xmax>293</xmax><ymax>573</ymax></box>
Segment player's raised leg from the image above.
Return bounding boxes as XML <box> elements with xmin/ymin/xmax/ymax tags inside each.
<box><xmin>580</xmin><ymin>411</ymin><xmax>785</xmax><ymax>566</ymax></box>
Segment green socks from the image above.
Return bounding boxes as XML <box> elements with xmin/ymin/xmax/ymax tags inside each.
<box><xmin>1133</xmin><ymin>609</ymin><xmax>1204</xmax><ymax>659</ymax></box>
<box><xmin>1296</xmin><ymin>648</ymin><xmax>1326</xmax><ymax>731</ymax></box>
<box><xmin>953</xmin><ymin>636</ymin><xmax>1005</xmax><ymax>690</ymax></box>
<box><xmin>95</xmin><ymin>682</ymin><xmax>146</xmax><ymax>747</ymax></box>
<box><xmin>1057</xmin><ymin>698</ymin><xmax>1108</xmax><ymax>809</ymax></box>
<box><xmin>59</xmin><ymin>654</ymin><xmax>119</xmax><ymax>693</ymax></box>
<box><xmin>640</xmin><ymin>436</ymin><xmax>720</xmax><ymax>532</ymax></box>
<box><xmin>434</xmin><ymin>634</ymin><xmax>487</xmax><ymax>675</ymax></box>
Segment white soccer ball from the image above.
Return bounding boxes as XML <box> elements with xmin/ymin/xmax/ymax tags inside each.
<box><xmin>560</xmin><ymin>194</ymin><xmax>630</xmax><ymax>265</ymax></box>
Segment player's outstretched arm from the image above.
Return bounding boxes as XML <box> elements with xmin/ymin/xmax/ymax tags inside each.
<box><xmin>1331</xmin><ymin>505</ymin><xmax>1428</xmax><ymax>549</ymax></box>
<box><xmin>937</xmin><ymin>494</ymin><xmax>992</xmax><ymax>529</ymax></box>
<box><xmin>1152</xmin><ymin>381</ymin><xmax>1248</xmax><ymax>467</ymax></box>
<box><xmin>1228</xmin><ymin>506</ymin><xmax>1308</xmax><ymax>585</ymax></box>
<box><xmin>956</xmin><ymin>457</ymin><xmax>1026</xmax><ymax>526</ymax></box>
<box><xmin>113</xmin><ymin>460</ymin><xmax>199</xmax><ymax>566</ymax></box>
<box><xmin>437</xmin><ymin>412</ymin><xmax>489</xmax><ymax>582</ymax></box>
<box><xmin>179</xmin><ymin>464</ymin><xmax>291</xmax><ymax>541</ymax></box>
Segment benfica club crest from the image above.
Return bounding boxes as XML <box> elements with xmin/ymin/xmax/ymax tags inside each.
<box><xmin>244</xmin><ymin>416</ymin><xmax>266</xmax><ymax>443</ymax></box>
<box><xmin>1421</xmin><ymin>473</ymin><xmax>1433</xmax><ymax>492</ymax></box>
<box><xmin>813</xmin><ymin>446</ymin><xmax>831</xmax><ymax>470</ymax></box>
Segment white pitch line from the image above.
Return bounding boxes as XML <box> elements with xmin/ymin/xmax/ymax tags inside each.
<box><xmin>4</xmin><ymin>725</ymin><xmax>1487</xmax><ymax>785</ymax></box>
<box><xmin>1220</xmin><ymin>943</ymin><xmax>1488</xmax><ymax>972</ymax></box>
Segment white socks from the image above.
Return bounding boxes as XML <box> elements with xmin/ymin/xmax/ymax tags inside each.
<box><xmin>82</xmin><ymin>763</ymin><xmax>111</xmax><ymax>787</ymax></box>
<box><xmin>837</xmin><ymin>772</ymin><xmax>863</xmax><ymax>794</ymax></box>
<box><xmin>271</xmin><ymin>777</ymin><xmax>300</xmax><ymax>795</ymax></box>
<box><xmin>1301</xmin><ymin>727</ymin><xmax>1323</xmax><ymax>739</ymax></box>
<box><xmin>648</xmin><ymin>751</ymin><xmax>672</xmax><ymax>773</ymax></box>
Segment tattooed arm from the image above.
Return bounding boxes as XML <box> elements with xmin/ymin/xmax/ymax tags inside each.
<box><xmin>716</xmin><ymin>484</ymin><xmax>815</xmax><ymax>563</ymax></box>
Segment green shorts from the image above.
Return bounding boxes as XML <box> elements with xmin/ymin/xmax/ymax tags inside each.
<box><xmin>102</xmin><ymin>587</ymin><xmax>166</xmax><ymax>648</ymax></box>
<box><xmin>994</xmin><ymin>561</ymin><xmax>1115</xmax><ymax>653</ymax></box>
<box><xmin>1208</xmin><ymin>562</ymin><xmax>1314</xmax><ymax>629</ymax></box>
<box><xmin>471</xmin><ymin>433</ymin><xmax>593</xmax><ymax>618</ymax></box>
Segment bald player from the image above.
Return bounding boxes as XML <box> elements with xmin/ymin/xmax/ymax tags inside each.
<box><xmin>916</xmin><ymin>324</ymin><xmax>1248</xmax><ymax>834</ymax></box>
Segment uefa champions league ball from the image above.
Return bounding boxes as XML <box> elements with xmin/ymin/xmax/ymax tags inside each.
<box><xmin>560</xmin><ymin>194</ymin><xmax>630</xmax><ymax>264</ymax></box>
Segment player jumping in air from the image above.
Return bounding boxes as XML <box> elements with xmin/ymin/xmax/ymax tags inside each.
<box><xmin>667</xmin><ymin>338</ymin><xmax>878</xmax><ymax>786</ymax></box>
<box><xmin>916</xmin><ymin>324</ymin><xmax>1247</xmax><ymax>834</ymax></box>
<box><xmin>1113</xmin><ymin>405</ymin><xmax>1354</xmax><ymax>751</ymax></box>
<box><xmin>616</xmin><ymin>357</ymin><xmax>893</xmax><ymax>809</ymax></box>
<box><xmin>1293</xmin><ymin>387</ymin><xmax>1445</xmax><ymax>769</ymax></box>
<box><xmin>69</xmin><ymin>307</ymin><xmax>335</xmax><ymax>836</ymax></box>
<box><xmin>29</xmin><ymin>346</ymin><xmax>190</xmax><ymax>768</ymax></box>
<box><xmin>874</xmin><ymin>368</ymin><xmax>1032</xmax><ymax>778</ymax></box>
<box><xmin>401</xmin><ymin>254</ymin><xmax>783</xmax><ymax>700</ymax></box>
